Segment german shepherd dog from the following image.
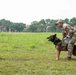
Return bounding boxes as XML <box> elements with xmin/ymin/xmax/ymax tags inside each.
<box><xmin>47</xmin><ymin>34</ymin><xmax>76</xmax><ymax>60</ymax></box>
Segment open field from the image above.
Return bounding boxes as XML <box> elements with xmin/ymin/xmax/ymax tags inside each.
<box><xmin>0</xmin><ymin>32</ymin><xmax>76</xmax><ymax>75</ymax></box>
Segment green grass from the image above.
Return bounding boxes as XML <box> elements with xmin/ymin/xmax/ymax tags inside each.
<box><xmin>0</xmin><ymin>32</ymin><xmax>76</xmax><ymax>75</ymax></box>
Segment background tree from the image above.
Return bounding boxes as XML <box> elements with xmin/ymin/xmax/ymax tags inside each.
<box><xmin>70</xmin><ymin>17</ymin><xmax>76</xmax><ymax>26</ymax></box>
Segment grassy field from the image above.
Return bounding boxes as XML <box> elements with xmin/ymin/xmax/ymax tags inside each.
<box><xmin>0</xmin><ymin>32</ymin><xmax>76</xmax><ymax>75</ymax></box>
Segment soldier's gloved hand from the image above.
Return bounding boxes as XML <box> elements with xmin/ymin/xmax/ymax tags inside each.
<box><xmin>62</xmin><ymin>37</ymin><xmax>66</xmax><ymax>42</ymax></box>
<box><xmin>63</xmin><ymin>37</ymin><xmax>67</xmax><ymax>40</ymax></box>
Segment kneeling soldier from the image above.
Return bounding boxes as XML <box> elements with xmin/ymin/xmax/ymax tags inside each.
<box><xmin>56</xmin><ymin>20</ymin><xmax>76</xmax><ymax>60</ymax></box>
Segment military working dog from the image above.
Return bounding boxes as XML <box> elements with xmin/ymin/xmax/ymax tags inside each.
<box><xmin>47</xmin><ymin>34</ymin><xmax>76</xmax><ymax>60</ymax></box>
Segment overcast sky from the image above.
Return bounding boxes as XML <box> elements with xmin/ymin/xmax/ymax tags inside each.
<box><xmin>0</xmin><ymin>0</ymin><xmax>76</xmax><ymax>24</ymax></box>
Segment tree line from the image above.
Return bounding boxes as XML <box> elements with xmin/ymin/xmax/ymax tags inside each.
<box><xmin>0</xmin><ymin>17</ymin><xmax>76</xmax><ymax>32</ymax></box>
<box><xmin>0</xmin><ymin>19</ymin><xmax>26</xmax><ymax>32</ymax></box>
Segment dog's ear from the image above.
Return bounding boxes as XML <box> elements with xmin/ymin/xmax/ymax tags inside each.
<box><xmin>54</xmin><ymin>34</ymin><xmax>57</xmax><ymax>37</ymax></box>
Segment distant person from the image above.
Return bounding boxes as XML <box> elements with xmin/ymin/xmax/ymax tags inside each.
<box><xmin>56</xmin><ymin>20</ymin><xmax>76</xmax><ymax>60</ymax></box>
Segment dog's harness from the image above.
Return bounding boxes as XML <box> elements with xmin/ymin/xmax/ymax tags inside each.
<box><xmin>53</xmin><ymin>38</ymin><xmax>68</xmax><ymax>48</ymax></box>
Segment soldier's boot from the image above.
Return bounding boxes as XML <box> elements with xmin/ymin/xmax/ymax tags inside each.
<box><xmin>65</xmin><ymin>57</ymin><xmax>71</xmax><ymax>60</ymax></box>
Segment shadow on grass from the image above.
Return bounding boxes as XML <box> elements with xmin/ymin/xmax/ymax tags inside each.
<box><xmin>0</xmin><ymin>56</ymin><xmax>76</xmax><ymax>62</ymax></box>
<box><xmin>71</xmin><ymin>58</ymin><xmax>76</xmax><ymax>61</ymax></box>
<box><xmin>0</xmin><ymin>57</ymin><xmax>35</xmax><ymax>62</ymax></box>
<box><xmin>0</xmin><ymin>57</ymin><xmax>6</xmax><ymax>60</ymax></box>
<box><xmin>58</xmin><ymin>58</ymin><xmax>76</xmax><ymax>61</ymax></box>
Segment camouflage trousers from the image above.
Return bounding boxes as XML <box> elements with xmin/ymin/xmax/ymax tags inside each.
<box><xmin>68</xmin><ymin>32</ymin><xmax>76</xmax><ymax>57</ymax></box>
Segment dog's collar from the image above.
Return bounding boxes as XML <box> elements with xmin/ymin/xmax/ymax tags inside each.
<box><xmin>53</xmin><ymin>39</ymin><xmax>61</xmax><ymax>45</ymax></box>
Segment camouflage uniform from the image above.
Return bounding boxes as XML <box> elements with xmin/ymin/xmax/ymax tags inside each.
<box><xmin>62</xmin><ymin>23</ymin><xmax>76</xmax><ymax>57</ymax></box>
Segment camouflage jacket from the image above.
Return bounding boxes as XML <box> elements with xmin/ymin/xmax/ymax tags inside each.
<box><xmin>62</xmin><ymin>23</ymin><xmax>76</xmax><ymax>38</ymax></box>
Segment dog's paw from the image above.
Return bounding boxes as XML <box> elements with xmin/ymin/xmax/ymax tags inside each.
<box><xmin>55</xmin><ymin>58</ymin><xmax>59</xmax><ymax>60</ymax></box>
